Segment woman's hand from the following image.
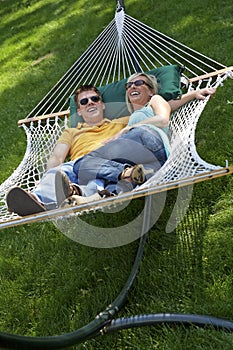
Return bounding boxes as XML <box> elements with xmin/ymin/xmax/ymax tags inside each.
<box><xmin>195</xmin><ymin>87</ymin><xmax>216</xmax><ymax>100</ymax></box>
<box><xmin>168</xmin><ymin>87</ymin><xmax>216</xmax><ymax>111</ymax></box>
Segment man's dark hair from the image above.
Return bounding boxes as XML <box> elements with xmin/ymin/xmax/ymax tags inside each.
<box><xmin>74</xmin><ymin>84</ymin><xmax>102</xmax><ymax>107</ymax></box>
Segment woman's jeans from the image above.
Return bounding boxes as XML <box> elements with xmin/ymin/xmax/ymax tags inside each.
<box><xmin>73</xmin><ymin>126</ymin><xmax>167</xmax><ymax>194</ymax></box>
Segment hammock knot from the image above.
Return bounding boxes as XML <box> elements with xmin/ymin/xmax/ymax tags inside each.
<box><xmin>116</xmin><ymin>0</ymin><xmax>125</xmax><ymax>13</ymax></box>
<box><xmin>115</xmin><ymin>6</ymin><xmax>125</xmax><ymax>41</ymax></box>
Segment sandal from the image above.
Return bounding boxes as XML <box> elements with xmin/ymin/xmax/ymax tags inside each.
<box><xmin>120</xmin><ymin>164</ymin><xmax>146</xmax><ymax>184</ymax></box>
<box><xmin>55</xmin><ymin>171</ymin><xmax>82</xmax><ymax>207</ymax></box>
<box><xmin>60</xmin><ymin>190</ymin><xmax>112</xmax><ymax>208</ymax></box>
<box><xmin>6</xmin><ymin>187</ymin><xmax>45</xmax><ymax>216</ymax></box>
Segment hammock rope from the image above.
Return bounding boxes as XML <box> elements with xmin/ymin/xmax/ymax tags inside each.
<box><xmin>0</xmin><ymin>4</ymin><xmax>232</xmax><ymax>226</ymax></box>
<box><xmin>23</xmin><ymin>10</ymin><xmax>230</xmax><ymax>118</ymax></box>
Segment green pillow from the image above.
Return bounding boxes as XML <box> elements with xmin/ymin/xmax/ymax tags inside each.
<box><xmin>70</xmin><ymin>65</ymin><xmax>184</xmax><ymax>127</ymax></box>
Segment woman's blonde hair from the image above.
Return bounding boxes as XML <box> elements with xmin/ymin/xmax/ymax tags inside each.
<box><xmin>125</xmin><ymin>73</ymin><xmax>158</xmax><ymax>114</ymax></box>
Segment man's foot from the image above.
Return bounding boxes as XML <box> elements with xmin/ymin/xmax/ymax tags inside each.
<box><xmin>55</xmin><ymin>171</ymin><xmax>82</xmax><ymax>207</ymax></box>
<box><xmin>120</xmin><ymin>164</ymin><xmax>146</xmax><ymax>184</ymax></box>
<box><xmin>60</xmin><ymin>190</ymin><xmax>112</xmax><ymax>208</ymax></box>
<box><xmin>6</xmin><ymin>187</ymin><xmax>45</xmax><ymax>217</ymax></box>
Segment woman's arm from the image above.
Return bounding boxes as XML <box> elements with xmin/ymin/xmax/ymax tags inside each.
<box><xmin>168</xmin><ymin>87</ymin><xmax>216</xmax><ymax>112</ymax></box>
<box><xmin>103</xmin><ymin>95</ymin><xmax>171</xmax><ymax>143</ymax></box>
<box><xmin>126</xmin><ymin>94</ymin><xmax>171</xmax><ymax>129</ymax></box>
<box><xmin>147</xmin><ymin>94</ymin><xmax>171</xmax><ymax>128</ymax></box>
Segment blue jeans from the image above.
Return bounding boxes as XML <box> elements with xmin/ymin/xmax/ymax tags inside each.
<box><xmin>73</xmin><ymin>126</ymin><xmax>167</xmax><ymax>194</ymax></box>
<box><xmin>32</xmin><ymin>161</ymin><xmax>104</xmax><ymax>209</ymax></box>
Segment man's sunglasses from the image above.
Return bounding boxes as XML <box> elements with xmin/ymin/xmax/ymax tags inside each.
<box><xmin>125</xmin><ymin>79</ymin><xmax>152</xmax><ymax>90</ymax></box>
<box><xmin>79</xmin><ymin>95</ymin><xmax>101</xmax><ymax>106</ymax></box>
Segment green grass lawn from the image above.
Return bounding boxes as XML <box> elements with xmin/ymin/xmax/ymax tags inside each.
<box><xmin>0</xmin><ymin>0</ymin><xmax>233</xmax><ymax>349</ymax></box>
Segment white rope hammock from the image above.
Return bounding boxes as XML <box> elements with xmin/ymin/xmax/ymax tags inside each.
<box><xmin>0</xmin><ymin>2</ymin><xmax>232</xmax><ymax>227</ymax></box>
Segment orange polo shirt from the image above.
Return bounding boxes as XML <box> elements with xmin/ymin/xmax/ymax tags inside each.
<box><xmin>57</xmin><ymin>117</ymin><xmax>129</xmax><ymax>160</ymax></box>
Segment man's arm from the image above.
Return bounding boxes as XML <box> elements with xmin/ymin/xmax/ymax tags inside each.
<box><xmin>168</xmin><ymin>87</ymin><xmax>216</xmax><ymax>112</ymax></box>
<box><xmin>47</xmin><ymin>143</ymin><xmax>70</xmax><ymax>169</ymax></box>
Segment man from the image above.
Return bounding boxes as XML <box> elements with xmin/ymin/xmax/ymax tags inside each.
<box><xmin>6</xmin><ymin>85</ymin><xmax>148</xmax><ymax>216</ymax></box>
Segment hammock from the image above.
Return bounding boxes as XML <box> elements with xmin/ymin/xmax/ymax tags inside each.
<box><xmin>0</xmin><ymin>0</ymin><xmax>232</xmax><ymax>229</ymax></box>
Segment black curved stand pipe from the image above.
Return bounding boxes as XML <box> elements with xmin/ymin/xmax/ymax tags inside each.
<box><xmin>1</xmin><ymin>194</ymin><xmax>232</xmax><ymax>350</ymax></box>
<box><xmin>104</xmin><ymin>313</ymin><xmax>233</xmax><ymax>333</ymax></box>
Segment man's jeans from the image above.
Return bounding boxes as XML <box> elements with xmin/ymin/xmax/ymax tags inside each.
<box><xmin>33</xmin><ymin>161</ymin><xmax>104</xmax><ymax>209</ymax></box>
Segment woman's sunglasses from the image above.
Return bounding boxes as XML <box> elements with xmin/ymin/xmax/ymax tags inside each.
<box><xmin>125</xmin><ymin>79</ymin><xmax>151</xmax><ymax>90</ymax></box>
<box><xmin>79</xmin><ymin>95</ymin><xmax>101</xmax><ymax>106</ymax></box>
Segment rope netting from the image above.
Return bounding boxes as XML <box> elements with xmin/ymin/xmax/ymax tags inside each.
<box><xmin>0</xmin><ymin>5</ymin><xmax>232</xmax><ymax>226</ymax></box>
<box><xmin>140</xmin><ymin>74</ymin><xmax>231</xmax><ymax>190</ymax></box>
<box><xmin>0</xmin><ymin>115</ymin><xmax>68</xmax><ymax>223</ymax></box>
